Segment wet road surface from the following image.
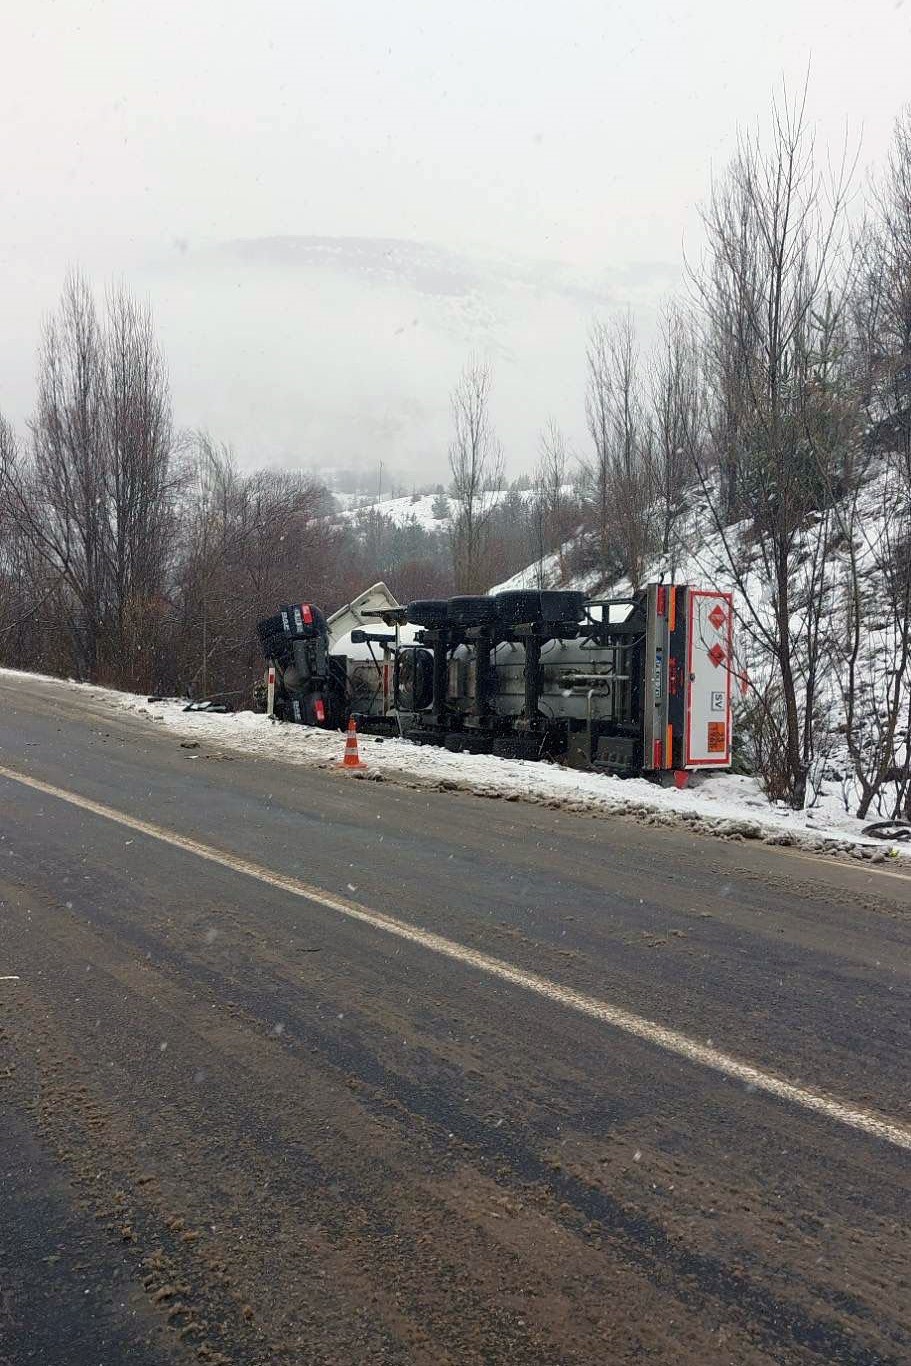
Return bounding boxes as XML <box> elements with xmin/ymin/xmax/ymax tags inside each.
<box><xmin>0</xmin><ymin>673</ymin><xmax>909</xmax><ymax>1365</ymax></box>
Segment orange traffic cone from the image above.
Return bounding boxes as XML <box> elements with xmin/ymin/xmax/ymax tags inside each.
<box><xmin>336</xmin><ymin>716</ymin><xmax>367</xmax><ymax>770</ymax></box>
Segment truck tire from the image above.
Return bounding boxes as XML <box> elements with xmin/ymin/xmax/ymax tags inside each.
<box><xmin>449</xmin><ymin>595</ymin><xmax>501</xmax><ymax>627</ymax></box>
<box><xmin>406</xmin><ymin>599</ymin><xmax>450</xmax><ymax>629</ymax></box>
<box><xmin>495</xmin><ymin>590</ymin><xmax>543</xmax><ymax>624</ymax></box>
<box><xmin>258</xmin><ymin>605</ymin><xmax>327</xmax><ymax>644</ymax></box>
<box><xmin>280</xmin><ymin>603</ymin><xmax>328</xmax><ymax>639</ymax></box>
<box><xmin>256</xmin><ymin>610</ymin><xmax>329</xmax><ymax>671</ymax></box>
<box><xmin>282</xmin><ymin>690</ymin><xmax>331</xmax><ymax>727</ymax></box>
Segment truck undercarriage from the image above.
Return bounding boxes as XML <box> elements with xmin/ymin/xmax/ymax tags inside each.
<box><xmin>256</xmin><ymin>582</ymin><xmax>734</xmax><ymax>779</ymax></box>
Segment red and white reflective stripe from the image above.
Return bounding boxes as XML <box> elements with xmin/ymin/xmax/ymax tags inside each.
<box><xmin>266</xmin><ymin>666</ymin><xmax>276</xmax><ymax>718</ymax></box>
<box><xmin>314</xmin><ymin>698</ymin><xmax>326</xmax><ymax>723</ymax></box>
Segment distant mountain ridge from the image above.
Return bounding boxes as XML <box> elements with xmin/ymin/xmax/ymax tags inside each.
<box><xmin>213</xmin><ymin>234</ymin><xmax>677</xmax><ymax>309</ymax></box>
<box><xmin>0</xmin><ymin>232</ymin><xmax>682</xmax><ymax>478</ymax></box>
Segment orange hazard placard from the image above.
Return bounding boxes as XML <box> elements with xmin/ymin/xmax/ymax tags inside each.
<box><xmin>707</xmin><ymin>722</ymin><xmax>726</xmax><ymax>753</ymax></box>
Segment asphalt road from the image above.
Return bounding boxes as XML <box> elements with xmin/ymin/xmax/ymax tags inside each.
<box><xmin>0</xmin><ymin>671</ymin><xmax>909</xmax><ymax>1366</ymax></box>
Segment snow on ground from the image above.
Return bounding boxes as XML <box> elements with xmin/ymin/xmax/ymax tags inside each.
<box><xmin>489</xmin><ymin>550</ymin><xmax>602</xmax><ymax>596</ymax></box>
<box><xmin>338</xmin><ymin>491</ymin><xmax>449</xmax><ymax>531</ymax></box>
<box><xmin>338</xmin><ymin>484</ymin><xmax>577</xmax><ymax>535</ymax></box>
<box><xmin>3</xmin><ymin>667</ymin><xmax>908</xmax><ymax>867</ymax></box>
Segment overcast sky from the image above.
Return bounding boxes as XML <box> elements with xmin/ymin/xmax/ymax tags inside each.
<box><xmin>2</xmin><ymin>1</ymin><xmax>910</xmax><ymax>479</ymax></box>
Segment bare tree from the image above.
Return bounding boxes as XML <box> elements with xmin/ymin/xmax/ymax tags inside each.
<box><xmin>648</xmin><ymin>304</ymin><xmax>703</xmax><ymax>567</ymax></box>
<box><xmin>0</xmin><ymin>413</ymin><xmax>14</xmax><ymax>484</ymax></box>
<box><xmin>25</xmin><ymin>273</ymin><xmax>109</xmax><ymax>676</ymax></box>
<box><xmin>581</xmin><ymin>313</ymin><xmax>654</xmax><ymax>587</ymax></box>
<box><xmin>103</xmin><ymin>286</ymin><xmax>177</xmax><ymax>673</ymax></box>
<box><xmin>530</xmin><ymin>419</ymin><xmax>570</xmax><ymax>585</ymax></box>
<box><xmin>2</xmin><ymin>276</ymin><xmax>362</xmax><ymax>697</ymax></box>
<box><xmin>874</xmin><ymin>107</ymin><xmax>911</xmax><ymax>371</ymax></box>
<box><xmin>1</xmin><ymin>275</ymin><xmax>181</xmax><ymax>688</ymax></box>
<box><xmin>174</xmin><ymin>433</ymin><xmax>345</xmax><ymax>698</ymax></box>
<box><xmin>833</xmin><ymin>460</ymin><xmax>911</xmax><ymax>819</ymax></box>
<box><xmin>447</xmin><ymin>358</ymin><xmax>504</xmax><ymax>592</ymax></box>
<box><xmin>0</xmin><ymin>413</ymin><xmax>72</xmax><ymax>669</ymax></box>
<box><xmin>0</xmin><ymin>417</ymin><xmax>26</xmax><ymax>645</ymax></box>
<box><xmin>582</xmin><ymin>321</ymin><xmax>613</xmax><ymax>575</ymax></box>
<box><xmin>833</xmin><ymin>107</ymin><xmax>911</xmax><ymax>818</ymax></box>
<box><xmin>690</xmin><ymin>88</ymin><xmax>855</xmax><ymax>807</ymax></box>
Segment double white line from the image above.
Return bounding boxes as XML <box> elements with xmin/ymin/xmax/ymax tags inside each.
<box><xmin>1</xmin><ymin>760</ymin><xmax>908</xmax><ymax>1153</ymax></box>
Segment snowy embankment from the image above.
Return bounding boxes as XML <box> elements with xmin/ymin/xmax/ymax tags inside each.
<box><xmin>336</xmin><ymin>490</ymin><xmax>450</xmax><ymax>531</ymax></box>
<box><xmin>491</xmin><ymin>461</ymin><xmax>911</xmax><ymax>829</ymax></box>
<box><xmin>3</xmin><ymin>667</ymin><xmax>907</xmax><ymax>866</ymax></box>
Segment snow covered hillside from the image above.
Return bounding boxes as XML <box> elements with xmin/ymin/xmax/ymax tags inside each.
<box><xmin>489</xmin><ymin>460</ymin><xmax>911</xmax><ymax>825</ymax></box>
<box><xmin>336</xmin><ymin>485</ymin><xmax>561</xmax><ymax>533</ymax></box>
<box><xmin>336</xmin><ymin>491</ymin><xmax>451</xmax><ymax>531</ymax></box>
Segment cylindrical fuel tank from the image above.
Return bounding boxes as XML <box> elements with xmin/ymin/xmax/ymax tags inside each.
<box><xmin>447</xmin><ymin>638</ymin><xmax>631</xmax><ymax>724</ymax></box>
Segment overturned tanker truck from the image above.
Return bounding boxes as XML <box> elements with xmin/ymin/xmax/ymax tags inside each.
<box><xmin>256</xmin><ymin>582</ymin><xmax>734</xmax><ymax>779</ymax></box>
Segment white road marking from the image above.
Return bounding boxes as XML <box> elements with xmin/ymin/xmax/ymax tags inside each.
<box><xmin>1</xmin><ymin>760</ymin><xmax>909</xmax><ymax>1153</ymax></box>
<box><xmin>0</xmin><ymin>975</ymin><xmax>20</xmax><ymax>981</ymax></box>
